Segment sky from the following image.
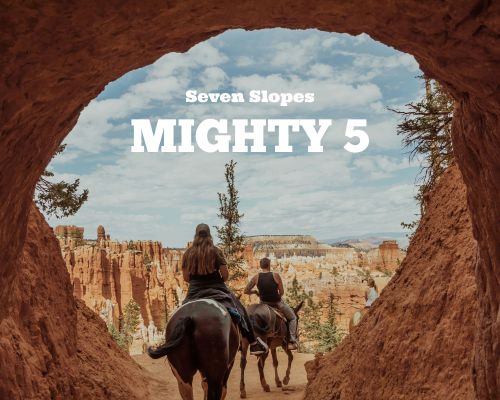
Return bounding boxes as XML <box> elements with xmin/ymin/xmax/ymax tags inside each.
<box><xmin>47</xmin><ymin>28</ymin><xmax>424</xmax><ymax>247</ymax></box>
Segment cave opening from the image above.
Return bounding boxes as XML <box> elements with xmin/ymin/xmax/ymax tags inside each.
<box><xmin>1</xmin><ymin>3</ymin><xmax>498</xmax><ymax>399</ymax></box>
<box><xmin>49</xmin><ymin>28</ymin><xmax>422</xmax><ymax>337</ymax></box>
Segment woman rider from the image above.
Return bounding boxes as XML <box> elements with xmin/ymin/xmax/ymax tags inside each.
<box><xmin>364</xmin><ymin>278</ymin><xmax>379</xmax><ymax>308</ymax></box>
<box><xmin>181</xmin><ymin>223</ymin><xmax>268</xmax><ymax>355</ymax></box>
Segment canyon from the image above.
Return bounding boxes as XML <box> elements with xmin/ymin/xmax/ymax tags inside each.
<box><xmin>56</xmin><ymin>226</ymin><xmax>406</xmax><ymax>353</ymax></box>
<box><xmin>1</xmin><ymin>1</ymin><xmax>498</xmax><ymax>399</ymax></box>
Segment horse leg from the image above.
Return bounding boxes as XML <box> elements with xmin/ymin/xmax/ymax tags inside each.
<box><xmin>257</xmin><ymin>351</ymin><xmax>271</xmax><ymax>392</ymax></box>
<box><xmin>221</xmin><ymin>359</ymin><xmax>234</xmax><ymax>400</ymax></box>
<box><xmin>205</xmin><ymin>364</ymin><xmax>235</xmax><ymax>400</ymax></box>
<box><xmin>168</xmin><ymin>360</ymin><xmax>195</xmax><ymax>400</ymax></box>
<box><xmin>282</xmin><ymin>347</ymin><xmax>294</xmax><ymax>386</ymax></box>
<box><xmin>240</xmin><ymin>340</ymin><xmax>249</xmax><ymax>398</ymax></box>
<box><xmin>204</xmin><ymin>341</ymin><xmax>237</xmax><ymax>400</ymax></box>
<box><xmin>201</xmin><ymin>375</ymin><xmax>208</xmax><ymax>400</ymax></box>
<box><xmin>271</xmin><ymin>347</ymin><xmax>282</xmax><ymax>388</ymax></box>
<box><xmin>206</xmin><ymin>378</ymin><xmax>224</xmax><ymax>400</ymax></box>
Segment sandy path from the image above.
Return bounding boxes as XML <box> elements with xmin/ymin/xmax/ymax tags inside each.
<box><xmin>134</xmin><ymin>351</ymin><xmax>314</xmax><ymax>400</ymax></box>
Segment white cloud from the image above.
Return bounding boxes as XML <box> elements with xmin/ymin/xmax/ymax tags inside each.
<box><xmin>199</xmin><ymin>67</ymin><xmax>228</xmax><ymax>91</ymax></box>
<box><xmin>231</xmin><ymin>74</ymin><xmax>382</xmax><ymax>112</ymax></box>
<box><xmin>270</xmin><ymin>35</ymin><xmax>321</xmax><ymax>70</ymax></box>
<box><xmin>236</xmin><ymin>56</ymin><xmax>254</xmax><ymax>67</ymax></box>
<box><xmin>352</xmin><ymin>53</ymin><xmax>419</xmax><ymax>72</ymax></box>
<box><xmin>148</xmin><ymin>42</ymin><xmax>228</xmax><ymax>79</ymax></box>
<box><xmin>53</xmin><ymin>29</ymin><xmax>422</xmax><ymax>246</ymax></box>
<box><xmin>309</xmin><ymin>63</ymin><xmax>335</xmax><ymax>79</ymax></box>
<box><xmin>50</xmin><ymin>148</ymin><xmax>418</xmax><ymax>245</ymax></box>
<box><xmin>353</xmin><ymin>156</ymin><xmax>410</xmax><ymax>179</ymax></box>
<box><xmin>322</xmin><ymin>36</ymin><xmax>341</xmax><ymax>48</ymax></box>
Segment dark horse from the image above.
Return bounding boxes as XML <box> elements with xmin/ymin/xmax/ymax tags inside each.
<box><xmin>239</xmin><ymin>301</ymin><xmax>303</xmax><ymax>398</ymax></box>
<box><xmin>148</xmin><ymin>299</ymin><xmax>240</xmax><ymax>400</ymax></box>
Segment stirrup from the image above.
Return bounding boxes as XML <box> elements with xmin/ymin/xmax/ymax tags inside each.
<box><xmin>287</xmin><ymin>341</ymin><xmax>298</xmax><ymax>351</ymax></box>
<box><xmin>250</xmin><ymin>338</ymin><xmax>269</xmax><ymax>355</ymax></box>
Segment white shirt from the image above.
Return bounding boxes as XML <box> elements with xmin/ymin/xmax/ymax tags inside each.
<box><xmin>365</xmin><ymin>287</ymin><xmax>379</xmax><ymax>307</ymax></box>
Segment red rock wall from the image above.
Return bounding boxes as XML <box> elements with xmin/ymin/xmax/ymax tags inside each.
<box><xmin>62</xmin><ymin>239</ymin><xmax>185</xmax><ymax>331</ymax></box>
<box><xmin>0</xmin><ymin>206</ymin><xmax>150</xmax><ymax>399</ymax></box>
<box><xmin>304</xmin><ymin>165</ymin><xmax>478</xmax><ymax>400</ymax></box>
<box><xmin>0</xmin><ymin>2</ymin><xmax>498</xmax><ymax>398</ymax></box>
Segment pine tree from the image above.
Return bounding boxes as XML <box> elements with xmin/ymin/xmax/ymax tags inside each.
<box><xmin>215</xmin><ymin>160</ymin><xmax>246</xmax><ymax>280</ymax></box>
<box><xmin>390</xmin><ymin>76</ymin><xmax>454</xmax><ymax>238</ymax></box>
<box><xmin>108</xmin><ymin>324</ymin><xmax>128</xmax><ymax>350</ymax></box>
<box><xmin>285</xmin><ymin>275</ymin><xmax>317</xmax><ymax>351</ymax></box>
<box><xmin>285</xmin><ymin>276</ymin><xmax>345</xmax><ymax>352</ymax></box>
<box><xmin>311</xmin><ymin>293</ymin><xmax>344</xmax><ymax>352</ymax></box>
<box><xmin>35</xmin><ymin>144</ymin><xmax>89</xmax><ymax>218</ymax></box>
<box><xmin>122</xmin><ymin>299</ymin><xmax>141</xmax><ymax>347</ymax></box>
<box><xmin>284</xmin><ymin>275</ymin><xmax>308</xmax><ymax>306</ymax></box>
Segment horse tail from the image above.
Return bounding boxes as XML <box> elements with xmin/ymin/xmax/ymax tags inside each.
<box><xmin>147</xmin><ymin>316</ymin><xmax>194</xmax><ymax>359</ymax></box>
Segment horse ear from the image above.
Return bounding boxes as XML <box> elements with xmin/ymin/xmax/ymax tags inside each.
<box><xmin>294</xmin><ymin>301</ymin><xmax>304</xmax><ymax>315</ymax></box>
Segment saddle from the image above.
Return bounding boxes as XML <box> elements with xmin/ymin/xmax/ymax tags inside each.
<box><xmin>265</xmin><ymin>304</ymin><xmax>287</xmax><ymax>322</ymax></box>
<box><xmin>262</xmin><ymin>304</ymin><xmax>289</xmax><ymax>341</ymax></box>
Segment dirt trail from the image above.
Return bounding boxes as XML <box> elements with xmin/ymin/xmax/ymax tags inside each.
<box><xmin>134</xmin><ymin>351</ymin><xmax>314</xmax><ymax>400</ymax></box>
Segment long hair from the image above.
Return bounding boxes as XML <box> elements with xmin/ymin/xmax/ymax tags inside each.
<box><xmin>368</xmin><ymin>278</ymin><xmax>378</xmax><ymax>293</ymax></box>
<box><xmin>182</xmin><ymin>224</ymin><xmax>219</xmax><ymax>275</ymax></box>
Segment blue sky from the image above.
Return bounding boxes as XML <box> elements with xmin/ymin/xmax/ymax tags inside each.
<box><xmin>48</xmin><ymin>29</ymin><xmax>423</xmax><ymax>247</ymax></box>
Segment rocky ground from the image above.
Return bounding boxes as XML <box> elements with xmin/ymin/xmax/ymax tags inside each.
<box><xmin>134</xmin><ymin>351</ymin><xmax>314</xmax><ymax>400</ymax></box>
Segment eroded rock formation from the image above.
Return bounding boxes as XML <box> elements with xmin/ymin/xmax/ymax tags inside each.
<box><xmin>245</xmin><ymin>235</ymin><xmax>404</xmax><ymax>272</ymax></box>
<box><xmin>0</xmin><ymin>2</ymin><xmax>499</xmax><ymax>398</ymax></box>
<box><xmin>304</xmin><ymin>165</ymin><xmax>478</xmax><ymax>399</ymax></box>
<box><xmin>59</xmin><ymin>229</ymin><xmax>392</xmax><ymax>341</ymax></box>
<box><xmin>243</xmin><ymin>235</ymin><xmax>405</xmax><ymax>329</ymax></box>
<box><xmin>0</xmin><ymin>206</ymin><xmax>149</xmax><ymax>399</ymax></box>
<box><xmin>58</xmin><ymin>230</ymin><xmax>186</xmax><ymax>353</ymax></box>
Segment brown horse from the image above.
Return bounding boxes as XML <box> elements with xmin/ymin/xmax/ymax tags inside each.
<box><xmin>239</xmin><ymin>301</ymin><xmax>303</xmax><ymax>398</ymax></box>
<box><xmin>148</xmin><ymin>299</ymin><xmax>240</xmax><ymax>400</ymax></box>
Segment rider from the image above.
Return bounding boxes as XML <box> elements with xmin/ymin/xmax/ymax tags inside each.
<box><xmin>364</xmin><ymin>278</ymin><xmax>379</xmax><ymax>308</ymax></box>
<box><xmin>181</xmin><ymin>223</ymin><xmax>268</xmax><ymax>355</ymax></box>
<box><xmin>244</xmin><ymin>257</ymin><xmax>298</xmax><ymax>350</ymax></box>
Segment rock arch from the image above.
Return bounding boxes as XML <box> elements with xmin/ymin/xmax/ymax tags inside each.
<box><xmin>0</xmin><ymin>1</ymin><xmax>498</xmax><ymax>398</ymax></box>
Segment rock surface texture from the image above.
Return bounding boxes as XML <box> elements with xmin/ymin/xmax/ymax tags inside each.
<box><xmin>0</xmin><ymin>207</ymin><xmax>149</xmax><ymax>399</ymax></box>
<box><xmin>59</xmin><ymin>232</ymin><xmax>399</xmax><ymax>336</ymax></box>
<box><xmin>0</xmin><ymin>1</ymin><xmax>498</xmax><ymax>399</ymax></box>
<box><xmin>59</xmin><ymin>235</ymin><xmax>186</xmax><ymax>350</ymax></box>
<box><xmin>304</xmin><ymin>166</ymin><xmax>478</xmax><ymax>400</ymax></box>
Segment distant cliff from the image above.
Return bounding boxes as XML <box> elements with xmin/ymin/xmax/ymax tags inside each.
<box><xmin>57</xmin><ymin>227</ymin><xmax>186</xmax><ymax>353</ymax></box>
<box><xmin>56</xmin><ymin>228</ymin><xmax>405</xmax><ymax>351</ymax></box>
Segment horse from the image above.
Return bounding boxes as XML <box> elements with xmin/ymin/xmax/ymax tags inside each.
<box><xmin>239</xmin><ymin>301</ymin><xmax>303</xmax><ymax>398</ymax></box>
<box><xmin>147</xmin><ymin>299</ymin><xmax>240</xmax><ymax>400</ymax></box>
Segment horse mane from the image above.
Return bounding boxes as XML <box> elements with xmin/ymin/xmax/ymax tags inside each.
<box><xmin>147</xmin><ymin>316</ymin><xmax>194</xmax><ymax>359</ymax></box>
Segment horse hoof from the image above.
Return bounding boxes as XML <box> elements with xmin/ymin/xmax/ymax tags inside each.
<box><xmin>263</xmin><ymin>384</ymin><xmax>271</xmax><ymax>392</ymax></box>
<box><xmin>240</xmin><ymin>391</ymin><xmax>247</xmax><ymax>399</ymax></box>
<box><xmin>283</xmin><ymin>377</ymin><xmax>290</xmax><ymax>385</ymax></box>
<box><xmin>276</xmin><ymin>381</ymin><xmax>282</xmax><ymax>388</ymax></box>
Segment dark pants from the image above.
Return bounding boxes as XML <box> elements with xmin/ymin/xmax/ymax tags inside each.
<box><xmin>184</xmin><ymin>281</ymin><xmax>257</xmax><ymax>343</ymax></box>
